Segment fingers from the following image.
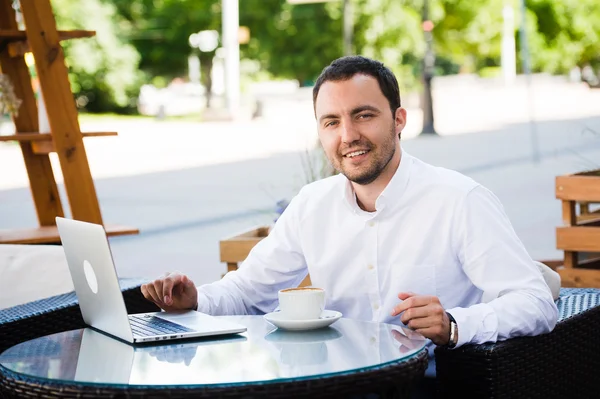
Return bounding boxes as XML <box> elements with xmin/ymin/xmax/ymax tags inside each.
<box><xmin>142</xmin><ymin>283</ymin><xmax>164</xmax><ymax>308</ymax></box>
<box><xmin>405</xmin><ymin>315</ymin><xmax>439</xmax><ymax>330</ymax></box>
<box><xmin>397</xmin><ymin>292</ymin><xmax>417</xmax><ymax>301</ymax></box>
<box><xmin>399</xmin><ymin>306</ymin><xmax>430</xmax><ymax>325</ymax></box>
<box><xmin>391</xmin><ymin>295</ymin><xmax>434</xmax><ymax>317</ymax></box>
<box><xmin>162</xmin><ymin>273</ymin><xmax>186</xmax><ymax>306</ymax></box>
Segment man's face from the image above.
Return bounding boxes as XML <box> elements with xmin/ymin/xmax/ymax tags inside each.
<box><xmin>315</xmin><ymin>74</ymin><xmax>406</xmax><ymax>185</ymax></box>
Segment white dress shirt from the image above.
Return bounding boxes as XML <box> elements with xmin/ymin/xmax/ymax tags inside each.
<box><xmin>197</xmin><ymin>148</ymin><xmax>558</xmax><ymax>349</ymax></box>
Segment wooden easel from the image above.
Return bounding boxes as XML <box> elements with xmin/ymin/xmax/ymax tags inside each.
<box><xmin>0</xmin><ymin>0</ymin><xmax>138</xmax><ymax>244</ymax></box>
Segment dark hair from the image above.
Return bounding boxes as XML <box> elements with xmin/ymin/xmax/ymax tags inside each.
<box><xmin>312</xmin><ymin>55</ymin><xmax>401</xmax><ymax>115</ymax></box>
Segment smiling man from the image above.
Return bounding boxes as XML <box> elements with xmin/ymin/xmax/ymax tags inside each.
<box><xmin>142</xmin><ymin>56</ymin><xmax>558</xmax><ymax>396</ymax></box>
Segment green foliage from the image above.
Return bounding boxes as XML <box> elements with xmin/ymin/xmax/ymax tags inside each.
<box><xmin>239</xmin><ymin>0</ymin><xmax>344</xmax><ymax>86</ymax></box>
<box><xmin>109</xmin><ymin>0</ymin><xmax>220</xmax><ymax>78</ymax></box>
<box><xmin>52</xmin><ymin>0</ymin><xmax>144</xmax><ymax>113</ymax></box>
<box><xmin>61</xmin><ymin>0</ymin><xmax>599</xmax><ymax>113</ymax></box>
<box><xmin>525</xmin><ymin>0</ymin><xmax>600</xmax><ymax>73</ymax></box>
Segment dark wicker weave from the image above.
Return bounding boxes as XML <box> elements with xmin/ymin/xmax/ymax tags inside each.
<box><xmin>435</xmin><ymin>288</ymin><xmax>600</xmax><ymax>398</ymax></box>
<box><xmin>0</xmin><ymin>347</ymin><xmax>428</xmax><ymax>399</ymax></box>
<box><xmin>0</xmin><ymin>278</ymin><xmax>159</xmax><ymax>353</ymax></box>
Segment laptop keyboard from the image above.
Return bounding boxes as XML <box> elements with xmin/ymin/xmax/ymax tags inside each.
<box><xmin>129</xmin><ymin>314</ymin><xmax>195</xmax><ymax>337</ymax></box>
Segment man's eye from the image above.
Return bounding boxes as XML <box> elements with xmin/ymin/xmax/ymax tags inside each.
<box><xmin>358</xmin><ymin>114</ymin><xmax>373</xmax><ymax>119</ymax></box>
<box><xmin>325</xmin><ymin>121</ymin><xmax>338</xmax><ymax>127</ymax></box>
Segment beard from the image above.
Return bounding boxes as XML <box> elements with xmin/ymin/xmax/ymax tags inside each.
<box><xmin>332</xmin><ymin>123</ymin><xmax>397</xmax><ymax>186</ymax></box>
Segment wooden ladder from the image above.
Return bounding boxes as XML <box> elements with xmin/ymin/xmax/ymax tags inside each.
<box><xmin>0</xmin><ymin>0</ymin><xmax>138</xmax><ymax>244</ymax></box>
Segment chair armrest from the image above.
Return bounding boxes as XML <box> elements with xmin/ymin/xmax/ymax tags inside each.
<box><xmin>435</xmin><ymin>288</ymin><xmax>600</xmax><ymax>398</ymax></box>
<box><xmin>0</xmin><ymin>278</ymin><xmax>159</xmax><ymax>353</ymax></box>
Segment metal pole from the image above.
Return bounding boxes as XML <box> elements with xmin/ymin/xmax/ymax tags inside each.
<box><xmin>420</xmin><ymin>0</ymin><xmax>437</xmax><ymax>135</ymax></box>
<box><xmin>501</xmin><ymin>0</ymin><xmax>516</xmax><ymax>85</ymax></box>
<box><xmin>343</xmin><ymin>0</ymin><xmax>353</xmax><ymax>56</ymax></box>
<box><xmin>518</xmin><ymin>0</ymin><xmax>540</xmax><ymax>162</ymax></box>
<box><xmin>222</xmin><ymin>0</ymin><xmax>240</xmax><ymax>119</ymax></box>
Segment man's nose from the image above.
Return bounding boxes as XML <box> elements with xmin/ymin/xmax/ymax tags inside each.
<box><xmin>340</xmin><ymin>121</ymin><xmax>360</xmax><ymax>144</ymax></box>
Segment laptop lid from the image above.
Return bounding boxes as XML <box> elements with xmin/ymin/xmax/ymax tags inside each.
<box><xmin>56</xmin><ymin>217</ymin><xmax>135</xmax><ymax>343</ymax></box>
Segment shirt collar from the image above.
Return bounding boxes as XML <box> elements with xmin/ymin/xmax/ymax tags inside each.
<box><xmin>341</xmin><ymin>147</ymin><xmax>413</xmax><ymax>214</ymax></box>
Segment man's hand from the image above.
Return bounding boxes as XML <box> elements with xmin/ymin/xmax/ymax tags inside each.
<box><xmin>390</xmin><ymin>292</ymin><xmax>450</xmax><ymax>346</ymax></box>
<box><xmin>141</xmin><ymin>272</ymin><xmax>198</xmax><ymax>312</ymax></box>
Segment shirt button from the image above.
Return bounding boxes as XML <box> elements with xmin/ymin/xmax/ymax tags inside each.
<box><xmin>373</xmin><ymin>303</ymin><xmax>380</xmax><ymax>310</ymax></box>
<box><xmin>368</xmin><ymin>221</ymin><xmax>376</xmax><ymax>227</ymax></box>
<box><xmin>367</xmin><ymin>264</ymin><xmax>374</xmax><ymax>270</ymax></box>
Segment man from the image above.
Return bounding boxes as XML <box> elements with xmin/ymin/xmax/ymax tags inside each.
<box><xmin>141</xmin><ymin>55</ymin><xmax>558</xmax><ymax>382</ymax></box>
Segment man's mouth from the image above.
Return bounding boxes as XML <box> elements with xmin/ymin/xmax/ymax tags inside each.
<box><xmin>344</xmin><ymin>150</ymin><xmax>370</xmax><ymax>158</ymax></box>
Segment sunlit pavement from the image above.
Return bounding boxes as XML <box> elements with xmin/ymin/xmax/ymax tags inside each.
<box><xmin>1</xmin><ymin>74</ymin><xmax>599</xmax><ymax>285</ymax></box>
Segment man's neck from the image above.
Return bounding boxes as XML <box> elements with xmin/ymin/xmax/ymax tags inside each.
<box><xmin>353</xmin><ymin>147</ymin><xmax>402</xmax><ymax>212</ymax></box>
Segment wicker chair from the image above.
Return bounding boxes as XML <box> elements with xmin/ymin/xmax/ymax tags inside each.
<box><xmin>0</xmin><ymin>278</ymin><xmax>159</xmax><ymax>353</ymax></box>
<box><xmin>434</xmin><ymin>288</ymin><xmax>600</xmax><ymax>398</ymax></box>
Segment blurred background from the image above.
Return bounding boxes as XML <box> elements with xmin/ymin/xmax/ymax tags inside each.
<box><xmin>1</xmin><ymin>0</ymin><xmax>600</xmax><ymax>285</ymax></box>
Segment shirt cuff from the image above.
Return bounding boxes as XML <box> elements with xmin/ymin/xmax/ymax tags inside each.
<box><xmin>195</xmin><ymin>290</ymin><xmax>210</xmax><ymax>314</ymax></box>
<box><xmin>446</xmin><ymin>303</ymin><xmax>498</xmax><ymax>348</ymax></box>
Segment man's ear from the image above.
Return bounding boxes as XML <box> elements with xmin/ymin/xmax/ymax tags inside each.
<box><xmin>395</xmin><ymin>107</ymin><xmax>407</xmax><ymax>137</ymax></box>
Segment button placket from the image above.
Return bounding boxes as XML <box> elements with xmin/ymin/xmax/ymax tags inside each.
<box><xmin>366</xmin><ymin>218</ymin><xmax>381</xmax><ymax>319</ymax></box>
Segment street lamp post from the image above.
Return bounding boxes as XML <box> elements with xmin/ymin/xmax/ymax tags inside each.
<box><xmin>222</xmin><ymin>0</ymin><xmax>241</xmax><ymax>119</ymax></box>
<box><xmin>420</xmin><ymin>0</ymin><xmax>437</xmax><ymax>135</ymax></box>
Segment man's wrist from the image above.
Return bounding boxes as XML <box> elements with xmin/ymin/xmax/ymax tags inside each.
<box><xmin>446</xmin><ymin>311</ymin><xmax>458</xmax><ymax>348</ymax></box>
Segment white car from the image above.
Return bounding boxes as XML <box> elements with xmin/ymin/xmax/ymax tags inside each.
<box><xmin>137</xmin><ymin>83</ymin><xmax>207</xmax><ymax>117</ymax></box>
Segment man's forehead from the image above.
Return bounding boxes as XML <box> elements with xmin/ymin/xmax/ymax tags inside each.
<box><xmin>315</xmin><ymin>75</ymin><xmax>383</xmax><ymax>115</ymax></box>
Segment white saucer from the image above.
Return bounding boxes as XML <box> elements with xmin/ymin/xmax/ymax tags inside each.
<box><xmin>263</xmin><ymin>310</ymin><xmax>342</xmax><ymax>331</ymax></box>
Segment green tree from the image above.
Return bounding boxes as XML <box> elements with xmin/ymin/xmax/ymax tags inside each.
<box><xmin>240</xmin><ymin>0</ymin><xmax>425</xmax><ymax>90</ymax></box>
<box><xmin>109</xmin><ymin>0</ymin><xmax>220</xmax><ymax>106</ymax></box>
<box><xmin>52</xmin><ymin>0</ymin><xmax>143</xmax><ymax>113</ymax></box>
<box><xmin>525</xmin><ymin>0</ymin><xmax>600</xmax><ymax>73</ymax></box>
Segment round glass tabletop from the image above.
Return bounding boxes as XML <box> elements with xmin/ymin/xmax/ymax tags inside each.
<box><xmin>0</xmin><ymin>315</ymin><xmax>428</xmax><ymax>387</ymax></box>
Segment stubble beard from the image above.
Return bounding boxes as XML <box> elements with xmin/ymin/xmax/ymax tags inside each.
<box><xmin>334</xmin><ymin>124</ymin><xmax>397</xmax><ymax>186</ymax></box>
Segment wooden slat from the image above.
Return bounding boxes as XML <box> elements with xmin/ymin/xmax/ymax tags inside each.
<box><xmin>0</xmin><ymin>0</ymin><xmax>64</xmax><ymax>226</ymax></box>
<box><xmin>578</xmin><ymin>216</ymin><xmax>600</xmax><ymax>227</ymax></box>
<box><xmin>561</xmin><ymin>200</ymin><xmax>578</xmax><ymax>267</ymax></box>
<box><xmin>31</xmin><ymin>132</ymin><xmax>118</xmax><ymax>154</ymax></box>
<box><xmin>556</xmin><ymin>226</ymin><xmax>600</xmax><ymax>253</ymax></box>
<box><xmin>0</xmin><ymin>132</ymin><xmax>117</xmax><ymax>142</ymax></box>
<box><xmin>557</xmin><ymin>267</ymin><xmax>600</xmax><ymax>288</ymax></box>
<box><xmin>0</xmin><ymin>224</ymin><xmax>139</xmax><ymax>245</ymax></box>
<box><xmin>556</xmin><ymin>175</ymin><xmax>600</xmax><ymax>202</ymax></box>
<box><xmin>20</xmin><ymin>0</ymin><xmax>103</xmax><ymax>224</ymax></box>
<box><xmin>561</xmin><ymin>200</ymin><xmax>576</xmax><ymax>225</ymax></box>
<box><xmin>220</xmin><ymin>239</ymin><xmax>263</xmax><ymax>263</ymax></box>
<box><xmin>0</xmin><ymin>29</ymin><xmax>95</xmax><ymax>41</ymax></box>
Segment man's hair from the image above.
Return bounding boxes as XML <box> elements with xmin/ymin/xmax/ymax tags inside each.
<box><xmin>312</xmin><ymin>55</ymin><xmax>401</xmax><ymax>115</ymax></box>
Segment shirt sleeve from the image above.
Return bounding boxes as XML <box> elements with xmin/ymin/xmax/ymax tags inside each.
<box><xmin>446</xmin><ymin>185</ymin><xmax>558</xmax><ymax>348</ymax></box>
<box><xmin>195</xmin><ymin>189</ymin><xmax>308</xmax><ymax>316</ymax></box>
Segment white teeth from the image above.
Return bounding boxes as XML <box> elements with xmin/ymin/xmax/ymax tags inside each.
<box><xmin>346</xmin><ymin>150</ymin><xmax>367</xmax><ymax>158</ymax></box>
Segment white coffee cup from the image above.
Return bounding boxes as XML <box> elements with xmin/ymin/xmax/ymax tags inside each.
<box><xmin>278</xmin><ymin>287</ymin><xmax>325</xmax><ymax>320</ymax></box>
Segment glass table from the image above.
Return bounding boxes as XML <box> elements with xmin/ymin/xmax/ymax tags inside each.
<box><xmin>0</xmin><ymin>315</ymin><xmax>429</xmax><ymax>398</ymax></box>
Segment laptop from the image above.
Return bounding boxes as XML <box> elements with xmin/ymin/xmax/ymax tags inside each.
<box><xmin>55</xmin><ymin>216</ymin><xmax>247</xmax><ymax>344</ymax></box>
